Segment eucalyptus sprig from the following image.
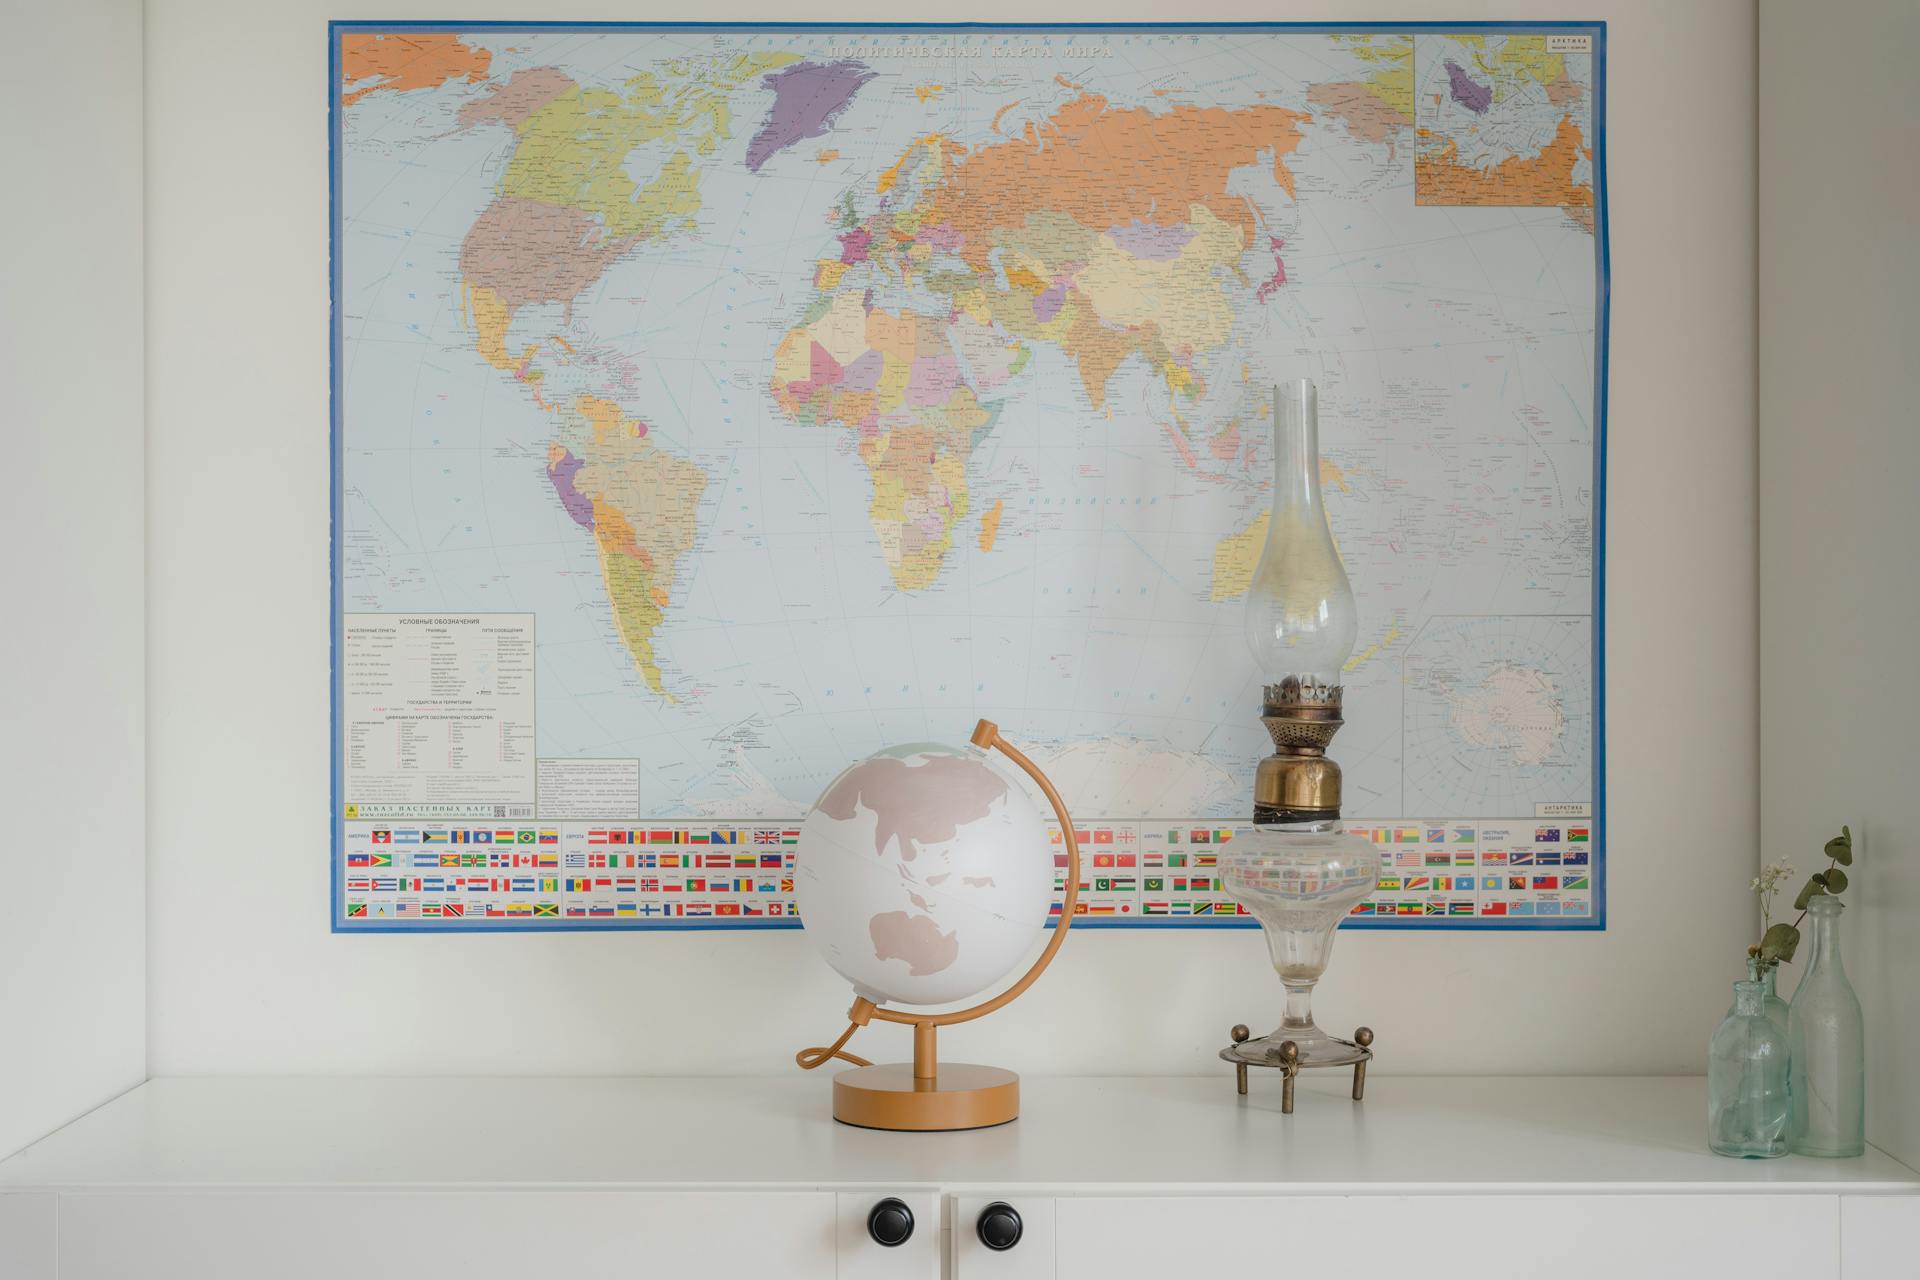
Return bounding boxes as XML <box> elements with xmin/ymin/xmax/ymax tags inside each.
<box><xmin>1757</xmin><ymin>825</ymin><xmax>1852</xmax><ymax>967</ymax></box>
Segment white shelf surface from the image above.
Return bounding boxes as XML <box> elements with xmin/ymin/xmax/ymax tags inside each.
<box><xmin>1</xmin><ymin>1075</ymin><xmax>1914</xmax><ymax>1195</ymax></box>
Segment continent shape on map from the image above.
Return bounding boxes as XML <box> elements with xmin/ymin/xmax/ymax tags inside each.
<box><xmin>547</xmin><ymin>397</ymin><xmax>707</xmax><ymax>699</ymax></box>
<box><xmin>770</xmin><ymin>91</ymin><xmax>1308</xmax><ymax>591</ymax></box>
<box><xmin>438</xmin><ymin>51</ymin><xmax>803</xmax><ymax>695</ymax></box>
<box><xmin>1401</xmin><ymin>616</ymin><xmax>1593</xmax><ymax>814</ymax></box>
<box><xmin>454</xmin><ymin>51</ymin><xmax>798</xmax><ymax>383</ymax></box>
<box><xmin>1450</xmin><ymin>663</ymin><xmax>1568</xmax><ymax>766</ymax></box>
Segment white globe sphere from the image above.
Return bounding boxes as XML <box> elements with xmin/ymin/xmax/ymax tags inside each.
<box><xmin>795</xmin><ymin>742</ymin><xmax>1054</xmax><ymax>1007</ymax></box>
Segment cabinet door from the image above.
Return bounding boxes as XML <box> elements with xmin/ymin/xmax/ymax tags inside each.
<box><xmin>55</xmin><ymin>1191</ymin><xmax>839</xmax><ymax>1280</ymax></box>
<box><xmin>1842</xmin><ymin>1195</ymin><xmax>1920</xmax><ymax>1278</ymax></box>
<box><xmin>1053</xmin><ymin>1194</ymin><xmax>1840</xmax><ymax>1280</ymax></box>
<box><xmin>0</xmin><ymin>1195</ymin><xmax>56</xmax><ymax>1280</ymax></box>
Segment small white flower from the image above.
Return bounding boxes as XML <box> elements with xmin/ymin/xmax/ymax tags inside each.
<box><xmin>1753</xmin><ymin>859</ymin><xmax>1794</xmax><ymax>895</ymax></box>
<box><xmin>1751</xmin><ymin>858</ymin><xmax>1796</xmax><ymax>931</ymax></box>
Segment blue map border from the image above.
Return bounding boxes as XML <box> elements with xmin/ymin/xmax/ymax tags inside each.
<box><xmin>330</xmin><ymin>20</ymin><xmax>1609</xmax><ymax>934</ymax></box>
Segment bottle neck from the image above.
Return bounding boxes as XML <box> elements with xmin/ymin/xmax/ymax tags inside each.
<box><xmin>1731</xmin><ymin>980</ymin><xmax>1765</xmax><ymax>1017</ymax></box>
<box><xmin>1272</xmin><ymin>380</ymin><xmax>1324</xmax><ymax>518</ymax></box>
<box><xmin>1804</xmin><ymin>900</ymin><xmax>1846</xmax><ymax>976</ymax></box>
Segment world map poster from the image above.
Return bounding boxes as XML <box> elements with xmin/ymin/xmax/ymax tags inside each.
<box><xmin>331</xmin><ymin>22</ymin><xmax>1608</xmax><ymax>932</ymax></box>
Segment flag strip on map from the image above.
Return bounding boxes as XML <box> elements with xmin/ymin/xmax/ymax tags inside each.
<box><xmin>339</xmin><ymin>818</ymin><xmax>1594</xmax><ymax>927</ymax></box>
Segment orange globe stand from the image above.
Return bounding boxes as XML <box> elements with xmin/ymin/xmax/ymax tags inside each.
<box><xmin>796</xmin><ymin>719</ymin><xmax>1081</xmax><ymax>1131</ymax></box>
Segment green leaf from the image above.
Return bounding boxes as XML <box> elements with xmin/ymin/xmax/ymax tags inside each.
<box><xmin>1825</xmin><ymin>867</ymin><xmax>1849</xmax><ymax>894</ymax></box>
<box><xmin>1826</xmin><ymin>826</ymin><xmax>1853</xmax><ymax>866</ymax></box>
<box><xmin>1795</xmin><ymin>873</ymin><xmax>1829</xmax><ymax>911</ymax></box>
<box><xmin>1760</xmin><ymin>922</ymin><xmax>1802</xmax><ymax>965</ymax></box>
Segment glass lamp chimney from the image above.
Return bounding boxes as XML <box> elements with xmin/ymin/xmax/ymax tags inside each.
<box><xmin>1242</xmin><ymin>379</ymin><xmax>1358</xmax><ymax>688</ymax></box>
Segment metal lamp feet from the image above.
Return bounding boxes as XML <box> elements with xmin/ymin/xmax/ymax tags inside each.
<box><xmin>1226</xmin><ymin>1023</ymin><xmax>1374</xmax><ymax>1114</ymax></box>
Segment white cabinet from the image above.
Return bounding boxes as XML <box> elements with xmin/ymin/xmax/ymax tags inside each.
<box><xmin>1048</xmin><ymin>1194</ymin><xmax>1840</xmax><ymax>1280</ymax></box>
<box><xmin>0</xmin><ymin>1189</ymin><xmax>959</xmax><ymax>1280</ymax></box>
<box><xmin>9</xmin><ymin>1188</ymin><xmax>1909</xmax><ymax>1280</ymax></box>
<box><xmin>1</xmin><ymin>1078</ymin><xmax>1913</xmax><ymax>1280</ymax></box>
<box><xmin>943</xmin><ymin>1193</ymin><xmax>1853</xmax><ymax>1279</ymax></box>
<box><xmin>47</xmin><ymin>1191</ymin><xmax>840</xmax><ymax>1280</ymax></box>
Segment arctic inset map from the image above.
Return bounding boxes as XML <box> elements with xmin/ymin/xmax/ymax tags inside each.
<box><xmin>332</xmin><ymin>23</ymin><xmax>1607</xmax><ymax>930</ymax></box>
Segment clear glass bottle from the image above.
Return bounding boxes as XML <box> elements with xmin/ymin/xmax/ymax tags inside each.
<box><xmin>1708</xmin><ymin>979</ymin><xmax>1792</xmax><ymax>1158</ymax></box>
<box><xmin>1788</xmin><ymin>895</ymin><xmax>1866</xmax><ymax>1157</ymax></box>
<box><xmin>1726</xmin><ymin>955</ymin><xmax>1790</xmax><ymax>1041</ymax></box>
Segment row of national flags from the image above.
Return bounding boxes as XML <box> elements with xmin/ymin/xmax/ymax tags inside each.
<box><xmin>347</xmin><ymin>899</ymin><xmax>798</xmax><ymax>921</ymax></box>
<box><xmin>357</xmin><ymin>826</ymin><xmax>803</xmax><ymax>848</ymax></box>
<box><xmin>346</xmin><ymin>874</ymin><xmax>796</xmax><ymax>895</ymax></box>
<box><xmin>340</xmin><ymin>819</ymin><xmax>1595</xmax><ymax>927</ymax></box>
<box><xmin>365</xmin><ymin>828</ymin><xmax>559</xmax><ymax>846</ymax></box>
<box><xmin>1350</xmin><ymin>824</ymin><xmax>1590</xmax><ymax>844</ymax></box>
<box><xmin>587</xmin><ymin>828</ymin><xmax>801</xmax><ymax>846</ymax></box>
<box><xmin>352</xmin><ymin>850</ymin><xmax>799</xmax><ymax>871</ymax></box>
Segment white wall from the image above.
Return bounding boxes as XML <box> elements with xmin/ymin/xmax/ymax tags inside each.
<box><xmin>1759</xmin><ymin>0</ymin><xmax>1920</xmax><ymax>1170</ymax></box>
<box><xmin>0</xmin><ymin>0</ymin><xmax>147</xmax><ymax>1156</ymax></box>
<box><xmin>146</xmin><ymin>0</ymin><xmax>1759</xmax><ymax>1077</ymax></box>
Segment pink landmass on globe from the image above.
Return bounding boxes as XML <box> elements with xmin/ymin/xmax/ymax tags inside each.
<box><xmin>869</xmin><ymin>910</ymin><xmax>960</xmax><ymax>976</ymax></box>
<box><xmin>816</xmin><ymin>754</ymin><xmax>1007</xmax><ymax>861</ymax></box>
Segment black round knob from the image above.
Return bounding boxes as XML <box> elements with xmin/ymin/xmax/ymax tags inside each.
<box><xmin>867</xmin><ymin>1197</ymin><xmax>914</xmax><ymax>1247</ymax></box>
<box><xmin>977</xmin><ymin>1201</ymin><xmax>1023</xmax><ymax>1251</ymax></box>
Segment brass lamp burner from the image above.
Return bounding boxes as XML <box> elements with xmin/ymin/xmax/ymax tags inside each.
<box><xmin>1252</xmin><ymin>678</ymin><xmax>1344</xmax><ymax>824</ymax></box>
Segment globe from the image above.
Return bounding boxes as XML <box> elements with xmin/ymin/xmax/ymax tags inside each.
<box><xmin>795</xmin><ymin>742</ymin><xmax>1054</xmax><ymax>1007</ymax></box>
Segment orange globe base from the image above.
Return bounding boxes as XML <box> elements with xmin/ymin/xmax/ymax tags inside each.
<box><xmin>832</xmin><ymin>1062</ymin><xmax>1020</xmax><ymax>1131</ymax></box>
<box><xmin>799</xmin><ymin>719</ymin><xmax>1082</xmax><ymax>1132</ymax></box>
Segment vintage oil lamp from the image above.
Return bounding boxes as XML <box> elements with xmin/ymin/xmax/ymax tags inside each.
<box><xmin>1219</xmin><ymin>379</ymin><xmax>1379</xmax><ymax>1112</ymax></box>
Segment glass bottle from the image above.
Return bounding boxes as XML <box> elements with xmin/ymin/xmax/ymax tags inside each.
<box><xmin>1726</xmin><ymin>955</ymin><xmax>1790</xmax><ymax>1040</ymax></box>
<box><xmin>1708</xmin><ymin>979</ymin><xmax>1792</xmax><ymax>1158</ymax></box>
<box><xmin>1788</xmin><ymin>895</ymin><xmax>1866</xmax><ymax>1157</ymax></box>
